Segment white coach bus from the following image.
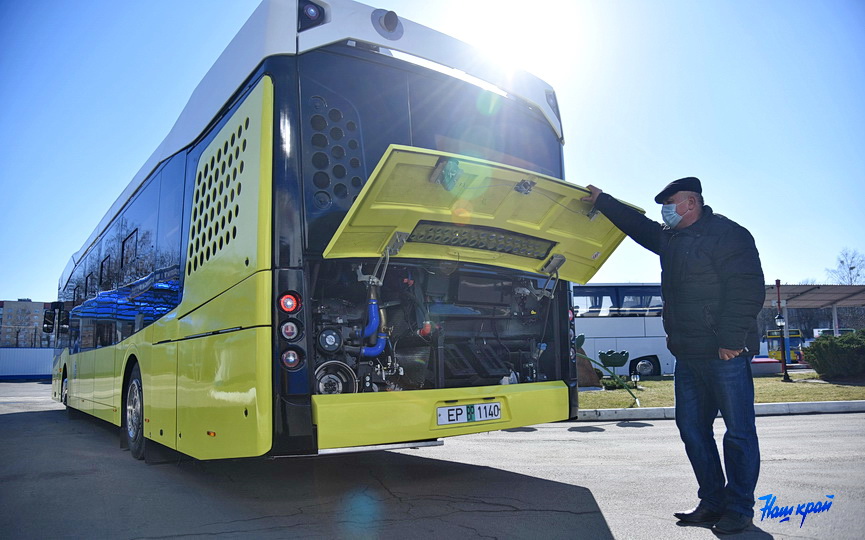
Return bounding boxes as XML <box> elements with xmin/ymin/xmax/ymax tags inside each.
<box><xmin>572</xmin><ymin>284</ymin><xmax>673</xmax><ymax>376</ymax></box>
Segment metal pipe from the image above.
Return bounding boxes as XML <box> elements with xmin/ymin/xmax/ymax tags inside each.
<box><xmin>363</xmin><ymin>299</ymin><xmax>380</xmax><ymax>339</ymax></box>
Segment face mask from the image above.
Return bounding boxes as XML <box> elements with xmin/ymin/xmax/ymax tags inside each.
<box><xmin>661</xmin><ymin>200</ymin><xmax>688</xmax><ymax>228</ymax></box>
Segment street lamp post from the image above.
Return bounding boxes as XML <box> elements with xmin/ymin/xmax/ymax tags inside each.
<box><xmin>775</xmin><ymin>280</ymin><xmax>792</xmax><ymax>383</ymax></box>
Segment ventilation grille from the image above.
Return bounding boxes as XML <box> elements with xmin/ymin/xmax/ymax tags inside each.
<box><xmin>186</xmin><ymin>117</ymin><xmax>250</xmax><ymax>276</ymax></box>
<box><xmin>303</xmin><ymin>88</ymin><xmax>367</xmax><ymax>212</ymax></box>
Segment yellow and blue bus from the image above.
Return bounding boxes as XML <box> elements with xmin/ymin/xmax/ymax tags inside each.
<box><xmin>764</xmin><ymin>329</ymin><xmax>806</xmax><ymax>363</ymax></box>
<box><xmin>44</xmin><ymin>0</ymin><xmax>634</xmax><ymax>460</ymax></box>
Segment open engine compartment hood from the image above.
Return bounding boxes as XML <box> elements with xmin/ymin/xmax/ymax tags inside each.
<box><xmin>322</xmin><ymin>145</ymin><xmax>642</xmax><ymax>284</ymax></box>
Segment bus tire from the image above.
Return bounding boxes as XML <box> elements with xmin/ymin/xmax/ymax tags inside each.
<box><xmin>61</xmin><ymin>373</ymin><xmax>69</xmax><ymax>407</ymax></box>
<box><xmin>61</xmin><ymin>371</ymin><xmax>78</xmax><ymax>419</ymax></box>
<box><xmin>631</xmin><ymin>356</ymin><xmax>660</xmax><ymax>377</ymax></box>
<box><xmin>125</xmin><ymin>364</ymin><xmax>146</xmax><ymax>460</ymax></box>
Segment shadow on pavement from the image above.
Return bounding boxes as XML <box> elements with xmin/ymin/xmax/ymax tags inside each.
<box><xmin>616</xmin><ymin>421</ymin><xmax>653</xmax><ymax>428</ymax></box>
<box><xmin>568</xmin><ymin>425</ymin><xmax>605</xmax><ymax>433</ymax></box>
<box><xmin>1</xmin><ymin>409</ymin><xmax>614</xmax><ymax>539</ymax></box>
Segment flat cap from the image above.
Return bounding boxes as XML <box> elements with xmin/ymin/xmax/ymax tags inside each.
<box><xmin>654</xmin><ymin>177</ymin><xmax>702</xmax><ymax>204</ymax></box>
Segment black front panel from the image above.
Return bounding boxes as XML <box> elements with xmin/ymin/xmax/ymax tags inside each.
<box><xmin>296</xmin><ymin>44</ymin><xmax>564</xmax><ymax>255</ymax></box>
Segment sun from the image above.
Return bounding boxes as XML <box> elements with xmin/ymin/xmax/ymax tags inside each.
<box><xmin>444</xmin><ymin>3</ymin><xmax>539</xmax><ymax>74</ymax></box>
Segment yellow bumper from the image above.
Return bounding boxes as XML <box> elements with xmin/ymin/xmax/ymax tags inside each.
<box><xmin>312</xmin><ymin>381</ymin><xmax>568</xmax><ymax>450</ymax></box>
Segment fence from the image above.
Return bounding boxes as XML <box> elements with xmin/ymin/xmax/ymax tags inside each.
<box><xmin>0</xmin><ymin>348</ymin><xmax>53</xmax><ymax>380</ymax></box>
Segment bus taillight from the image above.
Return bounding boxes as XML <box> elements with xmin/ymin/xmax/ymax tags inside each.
<box><xmin>280</xmin><ymin>320</ymin><xmax>303</xmax><ymax>341</ymax></box>
<box><xmin>281</xmin><ymin>348</ymin><xmax>304</xmax><ymax>370</ymax></box>
<box><xmin>279</xmin><ymin>292</ymin><xmax>302</xmax><ymax>313</ymax></box>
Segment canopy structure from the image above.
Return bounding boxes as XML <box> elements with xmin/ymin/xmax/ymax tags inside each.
<box><xmin>764</xmin><ymin>284</ymin><xmax>865</xmax><ymax>309</ymax></box>
<box><xmin>764</xmin><ymin>283</ymin><xmax>865</xmax><ymax>336</ymax></box>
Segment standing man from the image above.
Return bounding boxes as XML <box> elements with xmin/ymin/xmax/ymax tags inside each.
<box><xmin>582</xmin><ymin>178</ymin><xmax>765</xmax><ymax>534</ymax></box>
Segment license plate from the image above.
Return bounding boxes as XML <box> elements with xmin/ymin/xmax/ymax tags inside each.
<box><xmin>437</xmin><ymin>402</ymin><xmax>502</xmax><ymax>425</ymax></box>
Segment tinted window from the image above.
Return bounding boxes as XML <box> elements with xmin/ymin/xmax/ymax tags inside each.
<box><xmin>156</xmin><ymin>156</ymin><xmax>185</xmax><ymax>272</ymax></box>
<box><xmin>65</xmin><ymin>155</ymin><xmax>186</xmax><ymax>350</ymax></box>
<box><xmin>573</xmin><ymin>287</ymin><xmax>616</xmax><ymax>317</ymax></box>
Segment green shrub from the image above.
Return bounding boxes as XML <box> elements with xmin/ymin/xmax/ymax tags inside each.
<box><xmin>600</xmin><ymin>377</ymin><xmax>638</xmax><ymax>390</ymax></box>
<box><xmin>803</xmin><ymin>330</ymin><xmax>865</xmax><ymax>378</ymax></box>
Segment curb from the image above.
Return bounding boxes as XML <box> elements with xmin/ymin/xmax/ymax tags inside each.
<box><xmin>576</xmin><ymin>400</ymin><xmax>865</xmax><ymax>421</ymax></box>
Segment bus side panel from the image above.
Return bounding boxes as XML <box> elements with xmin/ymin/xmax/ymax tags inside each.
<box><xmin>312</xmin><ymin>381</ymin><xmax>568</xmax><ymax>450</ymax></box>
<box><xmin>69</xmin><ymin>351</ymin><xmax>94</xmax><ymax>415</ymax></box>
<box><xmin>110</xmin><ymin>323</ymin><xmax>179</xmax><ymax>447</ymax></box>
<box><xmin>176</xmin><ymin>75</ymin><xmax>274</xmax><ymax>316</ymax></box>
<box><xmin>90</xmin><ymin>347</ymin><xmax>116</xmax><ymax>423</ymax></box>
<box><xmin>145</xmin><ymin>341</ymin><xmax>178</xmax><ymax>448</ymax></box>
<box><xmin>51</xmin><ymin>350</ymin><xmax>62</xmax><ymax>402</ymax></box>
<box><xmin>177</xmin><ymin>327</ymin><xmax>273</xmax><ymax>460</ymax></box>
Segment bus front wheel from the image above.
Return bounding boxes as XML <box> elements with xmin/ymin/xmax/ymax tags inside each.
<box><xmin>125</xmin><ymin>364</ymin><xmax>146</xmax><ymax>460</ymax></box>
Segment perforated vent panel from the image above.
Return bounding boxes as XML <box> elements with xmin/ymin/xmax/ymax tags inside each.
<box><xmin>187</xmin><ymin>118</ymin><xmax>250</xmax><ymax>276</ymax></box>
<box><xmin>307</xmin><ymin>103</ymin><xmax>366</xmax><ymax>208</ymax></box>
<box><xmin>179</xmin><ymin>76</ymin><xmax>273</xmax><ymax>312</ymax></box>
<box><xmin>302</xmin><ymin>82</ymin><xmax>367</xmax><ymax>214</ymax></box>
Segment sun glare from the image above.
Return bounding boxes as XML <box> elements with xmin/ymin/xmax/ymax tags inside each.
<box><xmin>431</xmin><ymin>0</ymin><xmax>590</xmax><ymax>89</ymax></box>
<box><xmin>448</xmin><ymin>5</ymin><xmax>536</xmax><ymax>74</ymax></box>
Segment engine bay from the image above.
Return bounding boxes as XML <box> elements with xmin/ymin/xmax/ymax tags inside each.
<box><xmin>308</xmin><ymin>259</ymin><xmax>563</xmax><ymax>394</ymax></box>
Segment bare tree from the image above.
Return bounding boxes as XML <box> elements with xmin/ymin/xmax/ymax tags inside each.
<box><xmin>826</xmin><ymin>248</ymin><xmax>865</xmax><ymax>285</ymax></box>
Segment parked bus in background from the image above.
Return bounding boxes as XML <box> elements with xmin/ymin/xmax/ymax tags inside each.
<box><xmin>43</xmin><ymin>0</ymin><xmax>636</xmax><ymax>460</ymax></box>
<box><xmin>572</xmin><ymin>284</ymin><xmax>671</xmax><ymax>377</ymax></box>
<box><xmin>764</xmin><ymin>329</ymin><xmax>806</xmax><ymax>364</ymax></box>
<box><xmin>813</xmin><ymin>328</ymin><xmax>855</xmax><ymax>338</ymax></box>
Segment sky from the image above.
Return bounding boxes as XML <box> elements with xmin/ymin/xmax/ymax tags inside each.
<box><xmin>1</xmin><ymin>0</ymin><xmax>863</xmax><ymax>302</ymax></box>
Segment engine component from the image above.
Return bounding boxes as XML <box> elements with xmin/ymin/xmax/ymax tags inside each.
<box><xmin>311</xmin><ymin>260</ymin><xmax>557</xmax><ymax>392</ymax></box>
<box><xmin>317</xmin><ymin>328</ymin><xmax>342</xmax><ymax>353</ymax></box>
<box><xmin>361</xmin><ymin>333</ymin><xmax>388</xmax><ymax>357</ymax></box>
<box><xmin>315</xmin><ymin>360</ymin><xmax>358</xmax><ymax>394</ymax></box>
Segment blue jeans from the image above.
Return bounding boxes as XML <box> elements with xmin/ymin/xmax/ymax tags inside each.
<box><xmin>674</xmin><ymin>356</ymin><xmax>760</xmax><ymax>517</ymax></box>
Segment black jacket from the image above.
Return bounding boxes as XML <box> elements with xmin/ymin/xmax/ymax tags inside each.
<box><xmin>595</xmin><ymin>193</ymin><xmax>765</xmax><ymax>359</ymax></box>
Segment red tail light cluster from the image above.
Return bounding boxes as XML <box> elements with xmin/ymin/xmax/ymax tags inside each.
<box><xmin>281</xmin><ymin>348</ymin><xmax>304</xmax><ymax>370</ymax></box>
<box><xmin>280</xmin><ymin>320</ymin><xmax>302</xmax><ymax>341</ymax></box>
<box><xmin>278</xmin><ymin>291</ymin><xmax>305</xmax><ymax>371</ymax></box>
<box><xmin>279</xmin><ymin>292</ymin><xmax>302</xmax><ymax>313</ymax></box>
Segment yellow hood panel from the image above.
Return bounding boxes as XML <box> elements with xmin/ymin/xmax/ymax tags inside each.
<box><xmin>322</xmin><ymin>145</ymin><xmax>642</xmax><ymax>284</ymax></box>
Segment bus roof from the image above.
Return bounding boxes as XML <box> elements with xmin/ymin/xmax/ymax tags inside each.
<box><xmin>64</xmin><ymin>0</ymin><xmax>562</xmax><ymax>290</ymax></box>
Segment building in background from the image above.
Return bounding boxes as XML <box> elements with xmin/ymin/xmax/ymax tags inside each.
<box><xmin>0</xmin><ymin>299</ymin><xmax>52</xmax><ymax>348</ymax></box>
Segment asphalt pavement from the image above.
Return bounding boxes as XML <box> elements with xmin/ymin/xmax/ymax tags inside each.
<box><xmin>2</xmin><ymin>381</ymin><xmax>863</xmax><ymax>539</ymax></box>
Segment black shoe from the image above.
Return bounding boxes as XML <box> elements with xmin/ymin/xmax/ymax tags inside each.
<box><xmin>712</xmin><ymin>511</ymin><xmax>753</xmax><ymax>534</ymax></box>
<box><xmin>674</xmin><ymin>504</ymin><xmax>723</xmax><ymax>524</ymax></box>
